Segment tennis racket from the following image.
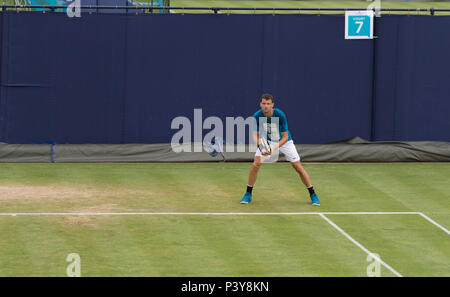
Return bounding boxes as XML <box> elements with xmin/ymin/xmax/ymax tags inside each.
<box><xmin>259</xmin><ymin>136</ymin><xmax>271</xmax><ymax>154</ymax></box>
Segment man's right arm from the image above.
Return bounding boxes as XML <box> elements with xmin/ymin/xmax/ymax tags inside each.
<box><xmin>252</xmin><ymin>115</ymin><xmax>260</xmax><ymax>147</ymax></box>
<box><xmin>253</xmin><ymin>131</ymin><xmax>260</xmax><ymax>147</ymax></box>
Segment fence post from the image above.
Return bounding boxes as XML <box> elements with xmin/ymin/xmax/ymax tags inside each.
<box><xmin>370</xmin><ymin>9</ymin><xmax>378</xmax><ymax>141</ymax></box>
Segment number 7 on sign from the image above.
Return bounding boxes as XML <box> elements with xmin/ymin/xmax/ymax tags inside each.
<box><xmin>345</xmin><ymin>11</ymin><xmax>373</xmax><ymax>39</ymax></box>
<box><xmin>355</xmin><ymin>21</ymin><xmax>364</xmax><ymax>33</ymax></box>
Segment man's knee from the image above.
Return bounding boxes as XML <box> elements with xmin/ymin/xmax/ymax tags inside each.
<box><xmin>291</xmin><ymin>161</ymin><xmax>304</xmax><ymax>173</ymax></box>
<box><xmin>252</xmin><ymin>158</ymin><xmax>262</xmax><ymax>170</ymax></box>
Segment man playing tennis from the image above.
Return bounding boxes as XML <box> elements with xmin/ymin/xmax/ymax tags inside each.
<box><xmin>240</xmin><ymin>94</ymin><xmax>320</xmax><ymax>206</ymax></box>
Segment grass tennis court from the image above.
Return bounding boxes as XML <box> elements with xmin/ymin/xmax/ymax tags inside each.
<box><xmin>169</xmin><ymin>1</ymin><xmax>450</xmax><ymax>15</ymax></box>
<box><xmin>0</xmin><ymin>163</ymin><xmax>448</xmax><ymax>276</ymax></box>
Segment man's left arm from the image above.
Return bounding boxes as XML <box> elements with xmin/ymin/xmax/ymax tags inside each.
<box><xmin>271</xmin><ymin>113</ymin><xmax>289</xmax><ymax>152</ymax></box>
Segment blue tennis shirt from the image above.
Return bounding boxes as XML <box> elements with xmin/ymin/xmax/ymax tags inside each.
<box><xmin>253</xmin><ymin>108</ymin><xmax>293</xmax><ymax>142</ymax></box>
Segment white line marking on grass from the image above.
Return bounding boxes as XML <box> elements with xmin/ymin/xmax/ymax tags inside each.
<box><xmin>418</xmin><ymin>212</ymin><xmax>450</xmax><ymax>235</ymax></box>
<box><xmin>0</xmin><ymin>212</ymin><xmax>422</xmax><ymax>215</ymax></box>
<box><xmin>317</xmin><ymin>212</ymin><xmax>420</xmax><ymax>215</ymax></box>
<box><xmin>319</xmin><ymin>214</ymin><xmax>403</xmax><ymax>277</ymax></box>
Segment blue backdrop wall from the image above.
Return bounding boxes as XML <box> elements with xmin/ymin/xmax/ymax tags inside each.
<box><xmin>373</xmin><ymin>15</ymin><xmax>450</xmax><ymax>141</ymax></box>
<box><xmin>0</xmin><ymin>12</ymin><xmax>448</xmax><ymax>144</ymax></box>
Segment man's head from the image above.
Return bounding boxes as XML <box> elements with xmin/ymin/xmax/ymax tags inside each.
<box><xmin>260</xmin><ymin>94</ymin><xmax>274</xmax><ymax>114</ymax></box>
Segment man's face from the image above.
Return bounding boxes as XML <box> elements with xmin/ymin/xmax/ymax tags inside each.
<box><xmin>260</xmin><ymin>98</ymin><xmax>274</xmax><ymax>114</ymax></box>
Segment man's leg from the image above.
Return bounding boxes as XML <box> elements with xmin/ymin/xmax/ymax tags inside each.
<box><xmin>240</xmin><ymin>156</ymin><xmax>262</xmax><ymax>204</ymax></box>
<box><xmin>279</xmin><ymin>141</ymin><xmax>320</xmax><ymax>206</ymax></box>
<box><xmin>248</xmin><ymin>156</ymin><xmax>262</xmax><ymax>187</ymax></box>
<box><xmin>291</xmin><ymin>161</ymin><xmax>320</xmax><ymax>205</ymax></box>
<box><xmin>291</xmin><ymin>161</ymin><xmax>312</xmax><ymax>188</ymax></box>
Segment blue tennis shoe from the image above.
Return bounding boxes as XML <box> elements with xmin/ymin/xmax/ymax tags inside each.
<box><xmin>310</xmin><ymin>193</ymin><xmax>320</xmax><ymax>206</ymax></box>
<box><xmin>240</xmin><ymin>192</ymin><xmax>252</xmax><ymax>204</ymax></box>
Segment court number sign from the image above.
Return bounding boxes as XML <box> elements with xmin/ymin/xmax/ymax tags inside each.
<box><xmin>345</xmin><ymin>11</ymin><xmax>374</xmax><ymax>39</ymax></box>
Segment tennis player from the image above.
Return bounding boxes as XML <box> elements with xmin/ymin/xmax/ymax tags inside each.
<box><xmin>240</xmin><ymin>94</ymin><xmax>320</xmax><ymax>205</ymax></box>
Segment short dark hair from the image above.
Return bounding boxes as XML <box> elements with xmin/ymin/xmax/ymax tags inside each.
<box><xmin>261</xmin><ymin>93</ymin><xmax>274</xmax><ymax>102</ymax></box>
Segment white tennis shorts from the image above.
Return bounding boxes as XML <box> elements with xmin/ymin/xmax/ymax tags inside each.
<box><xmin>255</xmin><ymin>140</ymin><xmax>300</xmax><ymax>163</ymax></box>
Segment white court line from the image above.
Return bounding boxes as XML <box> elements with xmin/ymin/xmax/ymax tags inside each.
<box><xmin>0</xmin><ymin>211</ymin><xmax>420</xmax><ymax>216</ymax></box>
<box><xmin>418</xmin><ymin>212</ymin><xmax>450</xmax><ymax>235</ymax></box>
<box><xmin>1</xmin><ymin>211</ymin><xmax>447</xmax><ymax>235</ymax></box>
<box><xmin>319</xmin><ymin>214</ymin><xmax>403</xmax><ymax>277</ymax></box>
